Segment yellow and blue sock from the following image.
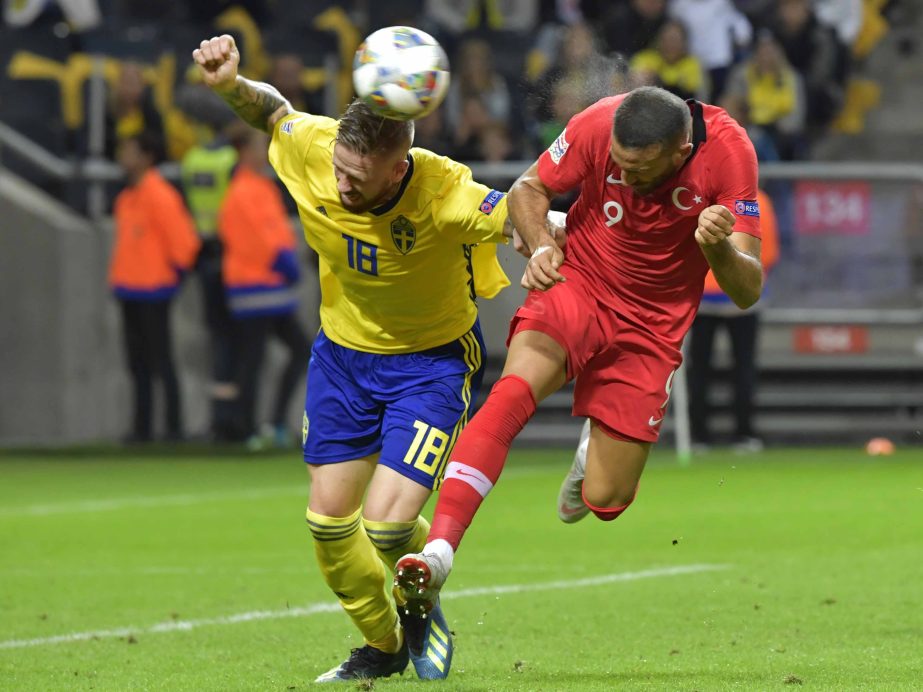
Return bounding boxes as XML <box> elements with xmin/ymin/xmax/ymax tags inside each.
<box><xmin>362</xmin><ymin>515</ymin><xmax>430</xmax><ymax>571</ymax></box>
<box><xmin>306</xmin><ymin>506</ymin><xmax>402</xmax><ymax>653</ymax></box>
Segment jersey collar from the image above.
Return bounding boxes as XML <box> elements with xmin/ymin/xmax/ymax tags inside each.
<box><xmin>370</xmin><ymin>153</ymin><xmax>415</xmax><ymax>217</ymax></box>
<box><xmin>685</xmin><ymin>99</ymin><xmax>707</xmax><ymax>160</ymax></box>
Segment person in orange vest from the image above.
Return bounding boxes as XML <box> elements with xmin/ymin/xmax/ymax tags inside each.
<box><xmin>688</xmin><ymin>187</ymin><xmax>780</xmax><ymax>452</ymax></box>
<box><xmin>219</xmin><ymin>127</ymin><xmax>310</xmax><ymax>448</ymax></box>
<box><xmin>109</xmin><ymin>131</ymin><xmax>201</xmax><ymax>442</ymax></box>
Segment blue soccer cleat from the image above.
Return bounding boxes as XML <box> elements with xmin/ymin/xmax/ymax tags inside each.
<box><xmin>398</xmin><ymin>597</ymin><xmax>453</xmax><ymax>679</ymax></box>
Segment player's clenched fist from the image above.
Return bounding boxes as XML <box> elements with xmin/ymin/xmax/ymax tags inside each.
<box><xmin>695</xmin><ymin>204</ymin><xmax>735</xmax><ymax>247</ymax></box>
<box><xmin>192</xmin><ymin>34</ymin><xmax>240</xmax><ymax>92</ymax></box>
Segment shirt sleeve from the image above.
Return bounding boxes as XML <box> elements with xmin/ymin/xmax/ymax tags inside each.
<box><xmin>430</xmin><ymin>159</ymin><xmax>509</xmax><ymax>245</ymax></box>
<box><xmin>429</xmin><ymin>157</ymin><xmax>510</xmax><ymax>298</ymax></box>
<box><xmin>712</xmin><ymin>130</ymin><xmax>762</xmax><ymax>239</ymax></box>
<box><xmin>269</xmin><ymin>111</ymin><xmax>331</xmax><ymax>183</ymax></box>
<box><xmin>535</xmin><ymin>104</ymin><xmax>601</xmax><ymax>194</ymax></box>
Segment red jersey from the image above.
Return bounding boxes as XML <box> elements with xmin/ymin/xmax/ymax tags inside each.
<box><xmin>537</xmin><ymin>95</ymin><xmax>760</xmax><ymax>346</ymax></box>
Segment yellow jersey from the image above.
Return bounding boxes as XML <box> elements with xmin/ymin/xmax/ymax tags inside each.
<box><xmin>269</xmin><ymin>111</ymin><xmax>510</xmax><ymax>353</ymax></box>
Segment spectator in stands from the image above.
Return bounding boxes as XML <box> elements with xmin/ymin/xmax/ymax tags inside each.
<box><xmin>108</xmin><ymin>131</ymin><xmax>201</xmax><ymax>443</ymax></box>
<box><xmin>534</xmin><ymin>78</ymin><xmax>586</xmax><ymax>149</ymax></box>
<box><xmin>770</xmin><ymin>0</ymin><xmax>848</xmax><ymax>134</ymax></box>
<box><xmin>537</xmin><ymin>0</ymin><xmax>592</xmax><ymax>26</ymax></box>
<box><xmin>269</xmin><ymin>52</ymin><xmax>323</xmax><ymax>115</ymax></box>
<box><xmin>179</xmin><ymin>107</ymin><xmax>239</xmax><ymax>442</ymax></box>
<box><xmin>813</xmin><ymin>0</ymin><xmax>863</xmax><ymax>50</ymax></box>
<box><xmin>218</xmin><ymin>127</ymin><xmax>310</xmax><ymax>449</ymax></box>
<box><xmin>598</xmin><ymin>0</ymin><xmax>668</xmax><ymax>58</ymax></box>
<box><xmin>734</xmin><ymin>0</ymin><xmax>776</xmax><ymax>26</ymax></box>
<box><xmin>474</xmin><ymin>120</ymin><xmax>519</xmax><ymax>162</ymax></box>
<box><xmin>3</xmin><ymin>0</ymin><xmax>100</xmax><ymax>31</ymax></box>
<box><xmin>411</xmin><ymin>107</ymin><xmax>455</xmax><ymax>156</ymax></box>
<box><xmin>367</xmin><ymin>0</ymin><xmax>427</xmax><ymax>30</ymax></box>
<box><xmin>444</xmin><ymin>38</ymin><xmax>512</xmax><ymax>138</ymax></box>
<box><xmin>104</xmin><ymin>61</ymin><xmax>164</xmax><ymax>161</ymax></box>
<box><xmin>629</xmin><ymin>19</ymin><xmax>707</xmax><ymax>101</ymax></box>
<box><xmin>423</xmin><ymin>0</ymin><xmax>538</xmax><ymax>38</ymax></box>
<box><xmin>689</xmin><ymin>188</ymin><xmax>779</xmax><ymax>453</ymax></box>
<box><xmin>452</xmin><ymin>95</ymin><xmax>493</xmax><ymax>161</ymax></box>
<box><xmin>721</xmin><ymin>29</ymin><xmax>806</xmax><ymax>161</ymax></box>
<box><xmin>668</xmin><ymin>0</ymin><xmax>752</xmax><ymax>102</ymax></box>
<box><xmin>528</xmin><ymin>21</ymin><xmax>614</xmax><ymax>136</ymax></box>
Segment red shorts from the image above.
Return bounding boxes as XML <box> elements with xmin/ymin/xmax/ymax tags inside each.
<box><xmin>508</xmin><ymin>272</ymin><xmax>682</xmax><ymax>442</ymax></box>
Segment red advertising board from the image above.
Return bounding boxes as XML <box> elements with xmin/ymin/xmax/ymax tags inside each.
<box><xmin>795</xmin><ymin>181</ymin><xmax>871</xmax><ymax>235</ymax></box>
<box><xmin>793</xmin><ymin>326</ymin><xmax>869</xmax><ymax>354</ymax></box>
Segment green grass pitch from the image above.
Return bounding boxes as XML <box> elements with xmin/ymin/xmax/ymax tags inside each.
<box><xmin>1</xmin><ymin>446</ymin><xmax>921</xmax><ymax>690</ymax></box>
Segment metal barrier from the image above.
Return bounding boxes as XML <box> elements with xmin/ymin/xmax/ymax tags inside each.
<box><xmin>5</xmin><ymin>122</ymin><xmax>923</xmax><ymax>448</ymax></box>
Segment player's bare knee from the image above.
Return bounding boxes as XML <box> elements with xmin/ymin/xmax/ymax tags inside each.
<box><xmin>582</xmin><ymin>482</ymin><xmax>636</xmax><ymax>511</ymax></box>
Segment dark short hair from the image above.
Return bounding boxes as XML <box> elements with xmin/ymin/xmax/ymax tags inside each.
<box><xmin>225</xmin><ymin>120</ymin><xmax>259</xmax><ymax>152</ymax></box>
<box><xmin>613</xmin><ymin>86</ymin><xmax>691</xmax><ymax>150</ymax></box>
<box><xmin>122</xmin><ymin>129</ymin><xmax>165</xmax><ymax>163</ymax></box>
<box><xmin>336</xmin><ymin>99</ymin><xmax>414</xmax><ymax>156</ymax></box>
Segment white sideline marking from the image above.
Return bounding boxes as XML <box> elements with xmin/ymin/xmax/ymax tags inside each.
<box><xmin>0</xmin><ymin>564</ymin><xmax>726</xmax><ymax>650</ymax></box>
<box><xmin>0</xmin><ymin>466</ymin><xmax>546</xmax><ymax>518</ymax></box>
<box><xmin>0</xmin><ymin>487</ymin><xmax>305</xmax><ymax>517</ymax></box>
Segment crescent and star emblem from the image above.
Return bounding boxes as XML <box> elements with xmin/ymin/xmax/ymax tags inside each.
<box><xmin>672</xmin><ymin>186</ymin><xmax>692</xmax><ymax>210</ymax></box>
<box><xmin>606</xmin><ymin>174</ymin><xmax>623</xmax><ymax>185</ymax></box>
<box><xmin>671</xmin><ymin>187</ymin><xmax>703</xmax><ymax>211</ymax></box>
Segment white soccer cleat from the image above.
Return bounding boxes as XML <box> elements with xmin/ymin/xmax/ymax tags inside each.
<box><xmin>557</xmin><ymin>418</ymin><xmax>591</xmax><ymax>523</ymax></box>
<box><xmin>394</xmin><ymin>541</ymin><xmax>453</xmax><ymax>617</ymax></box>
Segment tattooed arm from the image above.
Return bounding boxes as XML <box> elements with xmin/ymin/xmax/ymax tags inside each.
<box><xmin>192</xmin><ymin>34</ymin><xmax>292</xmax><ymax>132</ymax></box>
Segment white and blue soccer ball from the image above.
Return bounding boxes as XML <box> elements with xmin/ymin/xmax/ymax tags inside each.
<box><xmin>352</xmin><ymin>26</ymin><xmax>450</xmax><ymax>121</ymax></box>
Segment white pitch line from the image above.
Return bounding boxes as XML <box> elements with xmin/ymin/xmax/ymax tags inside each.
<box><xmin>0</xmin><ymin>466</ymin><xmax>548</xmax><ymax>518</ymax></box>
<box><xmin>0</xmin><ymin>564</ymin><xmax>726</xmax><ymax>650</ymax></box>
<box><xmin>0</xmin><ymin>486</ymin><xmax>305</xmax><ymax>518</ymax></box>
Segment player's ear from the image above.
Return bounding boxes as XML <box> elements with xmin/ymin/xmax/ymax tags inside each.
<box><xmin>674</xmin><ymin>141</ymin><xmax>694</xmax><ymax>165</ymax></box>
<box><xmin>390</xmin><ymin>157</ymin><xmax>409</xmax><ymax>183</ymax></box>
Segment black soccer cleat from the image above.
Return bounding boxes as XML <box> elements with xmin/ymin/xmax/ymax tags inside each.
<box><xmin>314</xmin><ymin>640</ymin><xmax>409</xmax><ymax>683</ymax></box>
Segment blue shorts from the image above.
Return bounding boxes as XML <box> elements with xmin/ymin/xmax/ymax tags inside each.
<box><xmin>302</xmin><ymin>321</ymin><xmax>486</xmax><ymax>490</ymax></box>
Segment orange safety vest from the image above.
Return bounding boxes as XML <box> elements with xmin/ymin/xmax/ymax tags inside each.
<box><xmin>109</xmin><ymin>168</ymin><xmax>200</xmax><ymax>300</ymax></box>
<box><xmin>702</xmin><ymin>188</ymin><xmax>779</xmax><ymax>300</ymax></box>
<box><xmin>218</xmin><ymin>166</ymin><xmax>299</xmax><ymax>317</ymax></box>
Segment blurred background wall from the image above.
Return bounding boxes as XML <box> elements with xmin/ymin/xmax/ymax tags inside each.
<box><xmin>2</xmin><ymin>0</ymin><xmax>923</xmax><ymax>447</ymax></box>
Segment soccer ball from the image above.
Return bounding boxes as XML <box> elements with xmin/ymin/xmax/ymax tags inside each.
<box><xmin>352</xmin><ymin>26</ymin><xmax>450</xmax><ymax>121</ymax></box>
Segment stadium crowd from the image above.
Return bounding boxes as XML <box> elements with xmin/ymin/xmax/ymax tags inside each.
<box><xmin>0</xmin><ymin>0</ymin><xmax>906</xmax><ymax>447</ymax></box>
<box><xmin>1</xmin><ymin>0</ymin><xmax>904</xmax><ymax>169</ymax></box>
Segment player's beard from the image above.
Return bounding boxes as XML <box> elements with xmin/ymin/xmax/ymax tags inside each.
<box><xmin>339</xmin><ymin>191</ymin><xmax>373</xmax><ymax>213</ymax></box>
<box><xmin>339</xmin><ymin>180</ymin><xmax>402</xmax><ymax>214</ymax></box>
<box><xmin>631</xmin><ymin>176</ymin><xmax>668</xmax><ymax>196</ymax></box>
<box><xmin>630</xmin><ymin>166</ymin><xmax>681</xmax><ymax>196</ymax></box>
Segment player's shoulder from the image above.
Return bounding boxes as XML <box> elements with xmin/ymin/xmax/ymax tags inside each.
<box><xmin>572</xmin><ymin>94</ymin><xmax>624</xmax><ymax>133</ymax></box>
<box><xmin>700</xmin><ymin>103</ymin><xmax>752</xmax><ymax>151</ymax></box>
<box><xmin>408</xmin><ymin>147</ymin><xmax>474</xmax><ymax>195</ymax></box>
<box><xmin>273</xmin><ymin>111</ymin><xmax>337</xmax><ymax>146</ymax></box>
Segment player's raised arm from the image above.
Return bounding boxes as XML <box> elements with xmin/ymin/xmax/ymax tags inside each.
<box><xmin>192</xmin><ymin>34</ymin><xmax>292</xmax><ymax>133</ymax></box>
<box><xmin>508</xmin><ymin>162</ymin><xmax>566</xmax><ymax>291</ymax></box>
<box><xmin>696</xmin><ymin>204</ymin><xmax>763</xmax><ymax>308</ymax></box>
